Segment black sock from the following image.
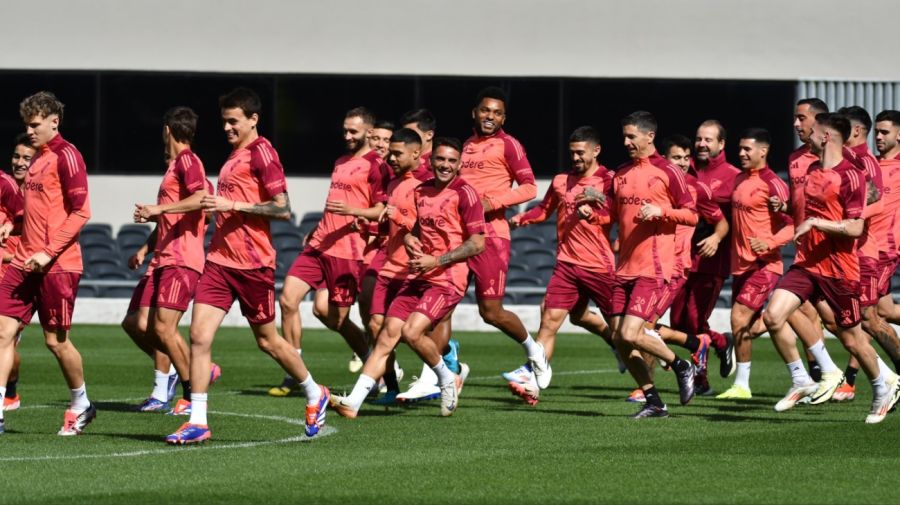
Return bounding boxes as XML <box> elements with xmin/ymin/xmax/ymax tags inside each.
<box><xmin>809</xmin><ymin>360</ymin><xmax>822</xmax><ymax>382</ymax></box>
<box><xmin>683</xmin><ymin>334</ymin><xmax>700</xmax><ymax>354</ymax></box>
<box><xmin>383</xmin><ymin>369</ymin><xmax>400</xmax><ymax>393</ymax></box>
<box><xmin>181</xmin><ymin>379</ymin><xmax>192</xmax><ymax>401</ymax></box>
<box><xmin>671</xmin><ymin>357</ymin><xmax>690</xmax><ymax>373</ymax></box>
<box><xmin>6</xmin><ymin>378</ymin><xmax>17</xmax><ymax>397</ymax></box>
<box><xmin>893</xmin><ymin>359</ymin><xmax>900</xmax><ymax>375</ymax></box>
<box><xmin>643</xmin><ymin>386</ymin><xmax>664</xmax><ymax>407</ymax></box>
<box><xmin>845</xmin><ymin>366</ymin><xmax>859</xmax><ymax>387</ymax></box>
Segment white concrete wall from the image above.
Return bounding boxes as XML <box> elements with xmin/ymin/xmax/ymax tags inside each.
<box><xmin>0</xmin><ymin>0</ymin><xmax>897</xmax><ymax>81</ymax></box>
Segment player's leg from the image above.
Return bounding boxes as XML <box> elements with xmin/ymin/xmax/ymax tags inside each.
<box><xmin>0</xmin><ymin>315</ymin><xmax>22</xmax><ymax>432</ymax></box>
<box><xmin>717</xmin><ymin>302</ymin><xmax>760</xmax><ymax>399</ymax></box>
<box><xmin>332</xmin><ymin>317</ymin><xmax>405</xmax><ymax>417</ymax></box>
<box><xmin>402</xmin><ymin>311</ymin><xmax>460</xmax><ymax>417</ymax></box>
<box><xmin>763</xmin><ymin>282</ymin><xmax>818</xmax><ymax>411</ymax></box>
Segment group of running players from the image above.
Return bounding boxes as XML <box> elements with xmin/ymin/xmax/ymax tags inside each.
<box><xmin>1</xmin><ymin>86</ymin><xmax>899</xmax><ymax>444</ymax></box>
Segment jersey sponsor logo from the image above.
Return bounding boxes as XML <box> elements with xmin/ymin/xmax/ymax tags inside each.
<box><xmin>617</xmin><ymin>195</ymin><xmax>651</xmax><ymax>206</ymax></box>
<box><xmin>330</xmin><ymin>181</ymin><xmax>353</xmax><ymax>191</ymax></box>
<box><xmin>23</xmin><ymin>181</ymin><xmax>44</xmax><ymax>192</ymax></box>
<box><xmin>460</xmin><ymin>160</ymin><xmax>485</xmax><ymax>170</ymax></box>
<box><xmin>420</xmin><ymin>215</ymin><xmax>447</xmax><ymax>228</ymax></box>
<box><xmin>217</xmin><ymin>180</ymin><xmax>237</xmax><ymax>193</ymax></box>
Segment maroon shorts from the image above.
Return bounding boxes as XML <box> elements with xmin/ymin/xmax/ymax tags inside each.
<box><xmin>859</xmin><ymin>256</ymin><xmax>880</xmax><ymax>308</ymax></box>
<box><xmin>876</xmin><ymin>253</ymin><xmax>900</xmax><ymax>298</ymax></box>
<box><xmin>668</xmin><ymin>272</ymin><xmax>725</xmax><ymax>335</ymax></box>
<box><xmin>287</xmin><ymin>246</ymin><xmax>361</xmax><ymax>307</ymax></box>
<box><xmin>370</xmin><ymin>274</ymin><xmax>406</xmax><ymax>316</ymax></box>
<box><xmin>732</xmin><ymin>267</ymin><xmax>780</xmax><ymax>312</ymax></box>
<box><xmin>386</xmin><ymin>280</ymin><xmax>462</xmax><ymax>325</ymax></box>
<box><xmin>467</xmin><ymin>237</ymin><xmax>510</xmax><ymax>300</ymax></box>
<box><xmin>776</xmin><ymin>266</ymin><xmax>861</xmax><ymax>328</ymax></box>
<box><xmin>361</xmin><ymin>248</ymin><xmax>388</xmax><ymax>284</ymax></box>
<box><xmin>0</xmin><ymin>267</ymin><xmax>80</xmax><ymax>330</ymax></box>
<box><xmin>194</xmin><ymin>261</ymin><xmax>276</xmax><ymax>325</ymax></box>
<box><xmin>151</xmin><ymin>266</ymin><xmax>201</xmax><ymax>312</ymax></box>
<box><xmin>610</xmin><ymin>276</ymin><xmax>666</xmax><ymax>321</ymax></box>
<box><xmin>654</xmin><ymin>273</ymin><xmax>687</xmax><ymax>319</ymax></box>
<box><xmin>544</xmin><ymin>261</ymin><xmax>614</xmax><ymax>315</ymax></box>
<box><xmin>127</xmin><ymin>274</ymin><xmax>153</xmax><ymax>314</ymax></box>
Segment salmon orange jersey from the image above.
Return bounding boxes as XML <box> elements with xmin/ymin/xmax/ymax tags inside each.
<box><xmin>876</xmin><ymin>154</ymin><xmax>900</xmax><ymax>259</ymax></box>
<box><xmin>460</xmin><ymin>129</ymin><xmax>536</xmax><ymax>240</ymax></box>
<box><xmin>788</xmin><ymin>145</ymin><xmax>819</xmax><ymax>225</ymax></box>
<box><xmin>692</xmin><ymin>152</ymin><xmax>740</xmax><ymax>276</ymax></box>
<box><xmin>413</xmin><ymin>151</ymin><xmax>432</xmax><ymax>182</ymax></box>
<box><xmin>730</xmin><ymin>167</ymin><xmax>794</xmax><ymax>275</ymax></box>
<box><xmin>151</xmin><ymin>149</ymin><xmax>207</xmax><ymax>273</ymax></box>
<box><xmin>361</xmin><ymin>152</ymin><xmax>392</xmax><ymax>265</ymax></box>
<box><xmin>847</xmin><ymin>144</ymin><xmax>884</xmax><ymax>261</ymax></box>
<box><xmin>613</xmin><ymin>152</ymin><xmax>698</xmax><ymax>280</ymax></box>
<box><xmin>13</xmin><ymin>134</ymin><xmax>90</xmax><ymax>273</ymax></box>
<box><xmin>206</xmin><ymin>137</ymin><xmax>287</xmax><ymax>270</ymax></box>
<box><xmin>0</xmin><ymin>173</ymin><xmax>23</xmax><ymax>275</ymax></box>
<box><xmin>679</xmin><ymin>172</ymin><xmax>725</xmax><ymax>273</ymax></box>
<box><xmin>517</xmin><ymin>168</ymin><xmax>616</xmax><ymax>274</ymax></box>
<box><xmin>413</xmin><ymin>176</ymin><xmax>485</xmax><ymax>295</ymax></box>
<box><xmin>380</xmin><ymin>171</ymin><xmax>422</xmax><ymax>279</ymax></box>
<box><xmin>795</xmin><ymin>158</ymin><xmax>866</xmax><ymax>281</ymax></box>
<box><xmin>308</xmin><ymin>149</ymin><xmax>388</xmax><ymax>261</ymax></box>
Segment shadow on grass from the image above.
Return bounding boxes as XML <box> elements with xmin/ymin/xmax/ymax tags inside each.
<box><xmin>95</xmin><ymin>401</ymin><xmax>142</xmax><ymax>413</ymax></box>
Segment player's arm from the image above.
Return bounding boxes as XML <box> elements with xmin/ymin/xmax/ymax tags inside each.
<box><xmin>794</xmin><ymin>169</ymin><xmax>866</xmax><ymax>241</ymax></box>
<box><xmin>128</xmin><ymin>225</ymin><xmax>158</xmax><ymax>270</ymax></box>
<box><xmin>511</xmin><ymin>184</ymin><xmax>558</xmax><ymax>228</ymax></box>
<box><xmin>695</xmin><ymin>181</ymin><xmax>728</xmax><ymax>257</ymax></box>
<box><xmin>640</xmin><ymin>166</ymin><xmax>698</xmax><ymax>225</ymax></box>
<box><xmin>795</xmin><ymin>216</ymin><xmax>864</xmax><ymax>240</ymax></box>
<box><xmin>484</xmin><ymin>138</ymin><xmax>537</xmax><ymax>211</ymax></box>
<box><xmin>28</xmin><ymin>150</ymin><xmax>91</xmax><ymax>271</ymax></box>
<box><xmin>325</xmin><ymin>200</ymin><xmax>385</xmax><ymax>220</ymax></box>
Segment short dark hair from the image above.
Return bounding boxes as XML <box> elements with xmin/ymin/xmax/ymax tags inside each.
<box><xmin>740</xmin><ymin>128</ymin><xmax>771</xmax><ymax>145</ymax></box>
<box><xmin>163</xmin><ymin>106</ymin><xmax>199</xmax><ymax>144</ymax></box>
<box><xmin>400</xmin><ymin>108</ymin><xmax>437</xmax><ymax>132</ymax></box>
<box><xmin>20</xmin><ymin>91</ymin><xmax>64</xmax><ymax>122</ymax></box>
<box><xmin>345</xmin><ymin>106</ymin><xmax>376</xmax><ymax>127</ymax></box>
<box><xmin>816</xmin><ymin>112</ymin><xmax>851</xmax><ymax>143</ymax></box>
<box><xmin>699</xmin><ymin>119</ymin><xmax>727</xmax><ymax>142</ymax></box>
<box><xmin>475</xmin><ymin>86</ymin><xmax>507</xmax><ymax>109</ymax></box>
<box><xmin>390</xmin><ymin>128</ymin><xmax>422</xmax><ymax>146</ymax></box>
<box><xmin>660</xmin><ymin>134</ymin><xmax>692</xmax><ymax>156</ymax></box>
<box><xmin>219</xmin><ymin>87</ymin><xmax>262</xmax><ymax>118</ymax></box>
<box><xmin>569</xmin><ymin>126</ymin><xmax>602</xmax><ymax>145</ymax></box>
<box><xmin>875</xmin><ymin>110</ymin><xmax>900</xmax><ymax>126</ymax></box>
<box><xmin>14</xmin><ymin>133</ymin><xmax>32</xmax><ymax>149</ymax></box>
<box><xmin>432</xmin><ymin>136</ymin><xmax>462</xmax><ymax>155</ymax></box>
<box><xmin>621</xmin><ymin>111</ymin><xmax>658</xmax><ymax>133</ymax></box>
<box><xmin>798</xmin><ymin>98</ymin><xmax>829</xmax><ymax>115</ymax></box>
<box><xmin>373</xmin><ymin>119</ymin><xmax>395</xmax><ymax>131</ymax></box>
<box><xmin>837</xmin><ymin>105</ymin><xmax>872</xmax><ymax>132</ymax></box>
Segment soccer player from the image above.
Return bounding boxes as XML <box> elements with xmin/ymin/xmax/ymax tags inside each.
<box><xmin>716</xmin><ymin>128</ymin><xmax>794</xmax><ymax>399</ymax></box>
<box><xmin>769</xmin><ymin>98</ymin><xmax>831</xmax><ymax>382</ymax></box>
<box><xmin>832</xmin><ymin>107</ymin><xmax>900</xmax><ymax>401</ymax></box>
<box><xmin>134</xmin><ymin>106</ymin><xmax>220</xmax><ymax>415</ymax></box>
<box><xmin>503</xmin><ymin>126</ymin><xmax>615</xmax><ymax>404</ymax></box>
<box><xmin>762</xmin><ymin>113</ymin><xmax>900</xmax><ymax>423</ymax></box>
<box><xmin>0</xmin><ymin>92</ymin><xmax>95</xmax><ymax>435</ymax></box>
<box><xmin>367</xmin><ymin>119</ymin><xmax>394</xmax><ymax>159</ymax></box>
<box><xmin>605</xmin><ymin>111</ymin><xmax>699</xmax><ymax>419</ymax></box>
<box><xmin>667</xmin><ymin>120</ymin><xmax>739</xmax><ymax>379</ymax></box>
<box><xmin>455</xmin><ymin>87</ymin><xmax>543</xmax><ymax>382</ymax></box>
<box><xmin>0</xmin><ymin>134</ymin><xmax>30</xmax><ymax>412</ymax></box>
<box><xmin>166</xmin><ymin>87</ymin><xmax>330</xmax><ymax>443</ymax></box>
<box><xmin>395</xmin><ymin>108</ymin><xmax>466</xmax><ymax>403</ymax></box>
<box><xmin>332</xmin><ymin>137</ymin><xmax>484</xmax><ymax>417</ymax></box>
<box><xmin>272</xmin><ymin>107</ymin><xmax>384</xmax><ymax>395</ymax></box>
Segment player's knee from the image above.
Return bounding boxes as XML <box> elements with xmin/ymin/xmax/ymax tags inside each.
<box><xmin>255</xmin><ymin>335</ymin><xmax>276</xmax><ymax>355</ymax></box>
<box><xmin>278</xmin><ymin>292</ymin><xmax>299</xmax><ymax>314</ymax></box>
<box><xmin>478</xmin><ymin>303</ymin><xmax>503</xmax><ymax>325</ymax></box>
<box><xmin>762</xmin><ymin>310</ymin><xmax>783</xmax><ymax>331</ymax></box>
<box><xmin>400</xmin><ymin>324</ymin><xmax>421</xmax><ymax>345</ymax></box>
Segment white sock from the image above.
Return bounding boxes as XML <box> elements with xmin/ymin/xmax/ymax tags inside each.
<box><xmin>807</xmin><ymin>340</ymin><xmax>839</xmax><ymax>373</ymax></box>
<box><xmin>877</xmin><ymin>357</ymin><xmax>895</xmax><ymax>380</ymax></box>
<box><xmin>301</xmin><ymin>374</ymin><xmax>321</xmax><ymax>405</ymax></box>
<box><xmin>787</xmin><ymin>360</ymin><xmax>813</xmax><ymax>386</ymax></box>
<box><xmin>70</xmin><ymin>384</ymin><xmax>90</xmax><ymax>413</ymax></box>
<box><xmin>346</xmin><ymin>374</ymin><xmax>377</xmax><ymax>410</ymax></box>
<box><xmin>432</xmin><ymin>361</ymin><xmax>455</xmax><ymax>386</ymax></box>
<box><xmin>872</xmin><ymin>374</ymin><xmax>888</xmax><ymax>397</ymax></box>
<box><xmin>189</xmin><ymin>392</ymin><xmax>208</xmax><ymax>425</ymax></box>
<box><xmin>418</xmin><ymin>362</ymin><xmax>439</xmax><ymax>386</ymax></box>
<box><xmin>734</xmin><ymin>362</ymin><xmax>751</xmax><ymax>389</ymax></box>
<box><xmin>151</xmin><ymin>369</ymin><xmax>170</xmax><ymax>401</ymax></box>
<box><xmin>521</xmin><ymin>334</ymin><xmax>541</xmax><ymax>359</ymax></box>
<box><xmin>168</xmin><ymin>363</ymin><xmax>176</xmax><ymax>375</ymax></box>
<box><xmin>0</xmin><ymin>386</ymin><xmax>5</xmax><ymax>420</ymax></box>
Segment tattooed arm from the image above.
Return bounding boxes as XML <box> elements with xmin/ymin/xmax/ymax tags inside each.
<box><xmin>202</xmin><ymin>192</ymin><xmax>292</xmax><ymax>221</ymax></box>
<box><xmin>408</xmin><ymin>233</ymin><xmax>485</xmax><ymax>273</ymax></box>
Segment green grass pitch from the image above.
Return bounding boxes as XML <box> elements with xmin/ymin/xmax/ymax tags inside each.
<box><xmin>5</xmin><ymin>324</ymin><xmax>899</xmax><ymax>505</ymax></box>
